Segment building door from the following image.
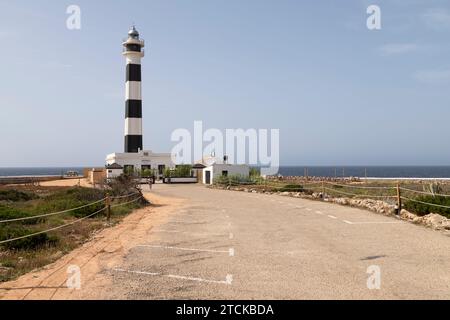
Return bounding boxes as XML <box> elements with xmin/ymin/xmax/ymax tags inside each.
<box><xmin>158</xmin><ymin>165</ymin><xmax>165</xmax><ymax>175</ymax></box>
<box><xmin>205</xmin><ymin>171</ymin><xmax>211</xmax><ymax>184</ymax></box>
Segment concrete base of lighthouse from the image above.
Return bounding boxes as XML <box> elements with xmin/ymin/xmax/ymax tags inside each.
<box><xmin>105</xmin><ymin>150</ymin><xmax>174</xmax><ymax>180</ymax></box>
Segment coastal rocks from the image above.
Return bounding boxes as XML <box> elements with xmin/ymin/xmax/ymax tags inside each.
<box><xmin>400</xmin><ymin>210</ymin><xmax>450</xmax><ymax>230</ymax></box>
<box><xmin>422</xmin><ymin>213</ymin><xmax>450</xmax><ymax>230</ymax></box>
<box><xmin>323</xmin><ymin>197</ymin><xmax>396</xmax><ymax>215</ymax></box>
<box><xmin>400</xmin><ymin>209</ymin><xmax>417</xmax><ymax>221</ymax></box>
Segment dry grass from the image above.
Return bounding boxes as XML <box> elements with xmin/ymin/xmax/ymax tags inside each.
<box><xmin>0</xmin><ymin>185</ymin><xmax>146</xmax><ymax>282</ymax></box>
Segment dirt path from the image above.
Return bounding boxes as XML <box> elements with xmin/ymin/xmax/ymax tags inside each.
<box><xmin>40</xmin><ymin>178</ymin><xmax>92</xmax><ymax>188</ymax></box>
<box><xmin>0</xmin><ymin>190</ymin><xmax>184</xmax><ymax>300</ymax></box>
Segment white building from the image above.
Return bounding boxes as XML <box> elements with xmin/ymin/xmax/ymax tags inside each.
<box><xmin>106</xmin><ymin>150</ymin><xmax>173</xmax><ymax>179</ymax></box>
<box><xmin>198</xmin><ymin>156</ymin><xmax>250</xmax><ymax>185</ymax></box>
<box><xmin>203</xmin><ymin>163</ymin><xmax>249</xmax><ymax>184</ymax></box>
<box><xmin>105</xmin><ymin>163</ymin><xmax>123</xmax><ymax>179</ymax></box>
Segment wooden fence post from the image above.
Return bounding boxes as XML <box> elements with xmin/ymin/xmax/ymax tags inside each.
<box><xmin>106</xmin><ymin>194</ymin><xmax>111</xmax><ymax>222</ymax></box>
<box><xmin>396</xmin><ymin>183</ymin><xmax>402</xmax><ymax>215</ymax></box>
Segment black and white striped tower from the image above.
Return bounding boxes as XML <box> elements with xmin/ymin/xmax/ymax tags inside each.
<box><xmin>123</xmin><ymin>26</ymin><xmax>145</xmax><ymax>153</ymax></box>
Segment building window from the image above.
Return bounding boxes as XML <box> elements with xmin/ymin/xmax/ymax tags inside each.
<box><xmin>158</xmin><ymin>165</ymin><xmax>165</xmax><ymax>175</ymax></box>
<box><xmin>124</xmin><ymin>165</ymin><xmax>134</xmax><ymax>174</ymax></box>
<box><xmin>222</xmin><ymin>170</ymin><xmax>228</xmax><ymax>177</ymax></box>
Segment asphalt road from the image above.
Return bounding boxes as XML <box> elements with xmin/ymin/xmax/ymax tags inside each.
<box><xmin>105</xmin><ymin>183</ymin><xmax>450</xmax><ymax>299</ymax></box>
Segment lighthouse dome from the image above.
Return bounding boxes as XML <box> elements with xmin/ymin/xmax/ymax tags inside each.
<box><xmin>128</xmin><ymin>26</ymin><xmax>139</xmax><ymax>39</ymax></box>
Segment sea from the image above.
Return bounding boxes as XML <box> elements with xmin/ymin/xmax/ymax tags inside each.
<box><xmin>1</xmin><ymin>166</ymin><xmax>450</xmax><ymax>179</ymax></box>
<box><xmin>0</xmin><ymin>167</ymin><xmax>85</xmax><ymax>177</ymax></box>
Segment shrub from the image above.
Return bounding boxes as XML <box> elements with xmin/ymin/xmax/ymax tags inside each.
<box><xmin>141</xmin><ymin>168</ymin><xmax>155</xmax><ymax>178</ymax></box>
<box><xmin>214</xmin><ymin>174</ymin><xmax>254</xmax><ymax>185</ymax></box>
<box><xmin>34</xmin><ymin>187</ymin><xmax>107</xmax><ymax>218</ymax></box>
<box><xmin>0</xmin><ymin>225</ymin><xmax>57</xmax><ymax>250</ymax></box>
<box><xmin>0</xmin><ymin>205</ymin><xmax>40</xmax><ymax>225</ymax></box>
<box><xmin>404</xmin><ymin>195</ymin><xmax>450</xmax><ymax>218</ymax></box>
<box><xmin>0</xmin><ymin>190</ymin><xmax>37</xmax><ymax>202</ymax></box>
<box><xmin>108</xmin><ymin>175</ymin><xmax>142</xmax><ymax>197</ymax></box>
<box><xmin>164</xmin><ymin>165</ymin><xmax>193</xmax><ymax>178</ymax></box>
<box><xmin>249</xmin><ymin>167</ymin><xmax>260</xmax><ymax>178</ymax></box>
<box><xmin>277</xmin><ymin>184</ymin><xmax>304</xmax><ymax>192</ymax></box>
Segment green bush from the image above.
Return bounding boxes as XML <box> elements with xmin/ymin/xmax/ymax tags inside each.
<box><xmin>0</xmin><ymin>205</ymin><xmax>40</xmax><ymax>225</ymax></box>
<box><xmin>165</xmin><ymin>165</ymin><xmax>193</xmax><ymax>178</ymax></box>
<box><xmin>0</xmin><ymin>225</ymin><xmax>57</xmax><ymax>250</ymax></box>
<box><xmin>0</xmin><ymin>205</ymin><xmax>31</xmax><ymax>221</ymax></box>
<box><xmin>0</xmin><ymin>190</ymin><xmax>37</xmax><ymax>202</ymax></box>
<box><xmin>33</xmin><ymin>187</ymin><xmax>106</xmax><ymax>218</ymax></box>
<box><xmin>214</xmin><ymin>174</ymin><xmax>254</xmax><ymax>185</ymax></box>
<box><xmin>404</xmin><ymin>195</ymin><xmax>450</xmax><ymax>218</ymax></box>
<box><xmin>141</xmin><ymin>168</ymin><xmax>155</xmax><ymax>178</ymax></box>
<box><xmin>249</xmin><ymin>167</ymin><xmax>260</xmax><ymax>178</ymax></box>
<box><xmin>277</xmin><ymin>184</ymin><xmax>304</xmax><ymax>192</ymax></box>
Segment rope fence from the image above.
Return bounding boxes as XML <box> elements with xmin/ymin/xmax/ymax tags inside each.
<box><xmin>216</xmin><ymin>177</ymin><xmax>450</xmax><ymax>215</ymax></box>
<box><xmin>0</xmin><ymin>206</ymin><xmax>107</xmax><ymax>245</ymax></box>
<box><xmin>400</xmin><ymin>196</ymin><xmax>450</xmax><ymax>209</ymax></box>
<box><xmin>399</xmin><ymin>187</ymin><xmax>450</xmax><ymax>197</ymax></box>
<box><xmin>0</xmin><ymin>198</ymin><xmax>107</xmax><ymax>224</ymax></box>
<box><xmin>323</xmin><ymin>187</ymin><xmax>397</xmax><ymax>199</ymax></box>
<box><xmin>0</xmin><ymin>192</ymin><xmax>144</xmax><ymax>245</ymax></box>
<box><xmin>323</xmin><ymin>181</ymin><xmax>394</xmax><ymax>190</ymax></box>
<box><xmin>110</xmin><ymin>194</ymin><xmax>143</xmax><ymax>208</ymax></box>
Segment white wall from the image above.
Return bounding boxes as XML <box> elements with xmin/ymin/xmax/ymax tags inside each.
<box><xmin>106</xmin><ymin>168</ymin><xmax>123</xmax><ymax>179</ymax></box>
<box><xmin>203</xmin><ymin>164</ymin><xmax>249</xmax><ymax>184</ymax></box>
<box><xmin>106</xmin><ymin>150</ymin><xmax>175</xmax><ymax>176</ymax></box>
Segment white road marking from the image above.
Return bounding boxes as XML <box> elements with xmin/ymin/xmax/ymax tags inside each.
<box><xmin>315</xmin><ymin>211</ymin><xmax>324</xmax><ymax>215</ymax></box>
<box><xmin>152</xmin><ymin>230</ymin><xmax>230</xmax><ymax>237</ymax></box>
<box><xmin>347</xmin><ymin>221</ymin><xmax>403</xmax><ymax>225</ymax></box>
<box><xmin>167</xmin><ymin>220</ymin><xmax>206</xmax><ymax>224</ymax></box>
<box><xmin>306</xmin><ymin>208</ymin><xmax>312</xmax><ymax>211</ymax></box>
<box><xmin>114</xmin><ymin>268</ymin><xmax>159</xmax><ymax>276</ymax></box>
<box><xmin>343</xmin><ymin>220</ymin><xmax>354</xmax><ymax>225</ymax></box>
<box><xmin>137</xmin><ymin>244</ymin><xmax>234</xmax><ymax>256</ymax></box>
<box><xmin>327</xmin><ymin>215</ymin><xmax>337</xmax><ymax>219</ymax></box>
<box><xmin>113</xmin><ymin>268</ymin><xmax>233</xmax><ymax>285</ymax></box>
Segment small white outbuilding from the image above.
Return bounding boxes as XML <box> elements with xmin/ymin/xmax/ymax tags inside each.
<box><xmin>105</xmin><ymin>163</ymin><xmax>124</xmax><ymax>180</ymax></box>
<box><xmin>202</xmin><ymin>159</ymin><xmax>250</xmax><ymax>185</ymax></box>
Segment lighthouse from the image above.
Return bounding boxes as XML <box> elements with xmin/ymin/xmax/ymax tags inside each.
<box><xmin>123</xmin><ymin>26</ymin><xmax>144</xmax><ymax>153</ymax></box>
<box><xmin>106</xmin><ymin>26</ymin><xmax>174</xmax><ymax>180</ymax></box>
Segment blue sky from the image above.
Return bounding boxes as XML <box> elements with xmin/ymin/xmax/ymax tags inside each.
<box><xmin>0</xmin><ymin>0</ymin><xmax>449</xmax><ymax>166</ymax></box>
